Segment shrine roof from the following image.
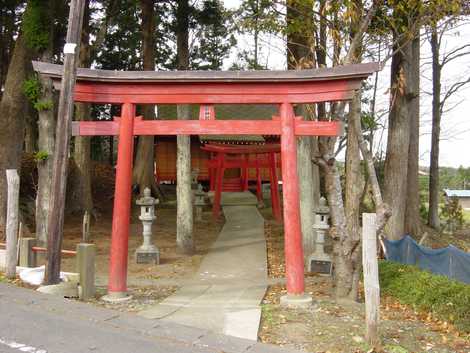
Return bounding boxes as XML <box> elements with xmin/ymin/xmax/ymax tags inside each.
<box><xmin>32</xmin><ymin>61</ymin><xmax>380</xmax><ymax>84</ymax></box>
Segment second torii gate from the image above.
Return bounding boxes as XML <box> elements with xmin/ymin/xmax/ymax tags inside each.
<box><xmin>34</xmin><ymin>61</ymin><xmax>379</xmax><ymax>305</ymax></box>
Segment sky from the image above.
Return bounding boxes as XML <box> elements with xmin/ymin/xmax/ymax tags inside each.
<box><xmin>222</xmin><ymin>0</ymin><xmax>470</xmax><ymax>168</ymax></box>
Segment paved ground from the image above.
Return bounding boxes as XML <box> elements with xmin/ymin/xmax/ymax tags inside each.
<box><xmin>0</xmin><ymin>283</ymin><xmax>299</xmax><ymax>353</ymax></box>
<box><xmin>139</xmin><ymin>192</ymin><xmax>267</xmax><ymax>341</ymax></box>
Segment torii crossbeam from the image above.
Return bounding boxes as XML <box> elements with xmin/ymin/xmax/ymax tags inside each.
<box><xmin>34</xmin><ymin>61</ymin><xmax>379</xmax><ymax>303</ymax></box>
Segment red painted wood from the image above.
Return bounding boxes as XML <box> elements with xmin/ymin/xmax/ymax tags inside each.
<box><xmin>269</xmin><ymin>152</ymin><xmax>282</xmax><ymax>222</ymax></box>
<box><xmin>212</xmin><ymin>153</ymin><xmax>224</xmax><ymax>218</ymax></box>
<box><xmin>201</xmin><ymin>143</ymin><xmax>281</xmax><ymax>154</ymax></box>
<box><xmin>199</xmin><ymin>104</ymin><xmax>215</xmax><ymax>120</ymax></box>
<box><xmin>280</xmin><ymin>103</ymin><xmax>305</xmax><ymax>295</ymax></box>
<box><xmin>242</xmin><ymin>154</ymin><xmax>249</xmax><ymax>191</ymax></box>
<box><xmin>207</xmin><ymin>159</ymin><xmax>275</xmax><ymax>169</ymax></box>
<box><xmin>137</xmin><ymin>120</ymin><xmax>281</xmax><ymax>135</ymax></box>
<box><xmin>72</xmin><ymin>120</ymin><xmax>341</xmax><ymax>137</ymax></box>
<box><xmin>256</xmin><ymin>157</ymin><xmax>263</xmax><ymax>203</ymax></box>
<box><xmin>108</xmin><ymin>103</ymin><xmax>135</xmax><ymax>295</ymax></box>
<box><xmin>295</xmin><ymin>120</ymin><xmax>342</xmax><ymax>136</ymax></box>
<box><xmin>73</xmin><ymin>79</ymin><xmax>360</xmax><ymax>104</ymax></box>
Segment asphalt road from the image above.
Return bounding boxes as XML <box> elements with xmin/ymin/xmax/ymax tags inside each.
<box><xmin>0</xmin><ymin>283</ymin><xmax>297</xmax><ymax>353</ymax></box>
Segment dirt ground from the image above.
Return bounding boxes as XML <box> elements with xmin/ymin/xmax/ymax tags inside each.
<box><xmin>52</xmin><ymin>187</ymin><xmax>223</xmax><ymax>312</ymax></box>
<box><xmin>8</xmin><ymin>184</ymin><xmax>470</xmax><ymax>352</ymax></box>
<box><xmin>259</xmin><ymin>210</ymin><xmax>470</xmax><ymax>353</ymax></box>
<box><xmin>60</xmin><ymin>206</ymin><xmax>223</xmax><ymax>282</ymax></box>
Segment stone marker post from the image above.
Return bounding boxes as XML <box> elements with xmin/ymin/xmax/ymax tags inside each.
<box><xmin>362</xmin><ymin>213</ymin><xmax>380</xmax><ymax>348</ymax></box>
<box><xmin>6</xmin><ymin>169</ymin><xmax>20</xmax><ymax>278</ymax></box>
<box><xmin>135</xmin><ymin>188</ymin><xmax>159</xmax><ymax>264</ymax></box>
<box><xmin>19</xmin><ymin>238</ymin><xmax>37</xmax><ymax>267</ymax></box>
<box><xmin>77</xmin><ymin>243</ymin><xmax>95</xmax><ymax>300</ymax></box>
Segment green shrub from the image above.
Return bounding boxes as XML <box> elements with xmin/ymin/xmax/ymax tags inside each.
<box><xmin>23</xmin><ymin>76</ymin><xmax>42</xmax><ymax>103</ymax></box>
<box><xmin>379</xmin><ymin>261</ymin><xmax>470</xmax><ymax>333</ymax></box>
<box><xmin>23</xmin><ymin>76</ymin><xmax>53</xmax><ymax>112</ymax></box>
<box><xmin>33</xmin><ymin>150</ymin><xmax>49</xmax><ymax>162</ymax></box>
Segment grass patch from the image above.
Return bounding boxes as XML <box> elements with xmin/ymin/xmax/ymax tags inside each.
<box><xmin>383</xmin><ymin>345</ymin><xmax>409</xmax><ymax>353</ymax></box>
<box><xmin>463</xmin><ymin>210</ymin><xmax>470</xmax><ymax>224</ymax></box>
<box><xmin>379</xmin><ymin>261</ymin><xmax>470</xmax><ymax>333</ymax></box>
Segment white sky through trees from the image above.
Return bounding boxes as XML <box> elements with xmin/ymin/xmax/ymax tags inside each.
<box><xmin>223</xmin><ymin>0</ymin><xmax>470</xmax><ymax>168</ymax></box>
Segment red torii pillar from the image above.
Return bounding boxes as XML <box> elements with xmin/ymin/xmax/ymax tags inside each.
<box><xmin>279</xmin><ymin>103</ymin><xmax>307</xmax><ymax>301</ymax></box>
<box><xmin>107</xmin><ymin>103</ymin><xmax>135</xmax><ymax>297</ymax></box>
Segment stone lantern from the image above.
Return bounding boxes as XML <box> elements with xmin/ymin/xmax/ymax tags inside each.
<box><xmin>194</xmin><ymin>184</ymin><xmax>206</xmax><ymax>221</ymax></box>
<box><xmin>135</xmin><ymin>187</ymin><xmax>159</xmax><ymax>264</ymax></box>
<box><xmin>308</xmin><ymin>196</ymin><xmax>332</xmax><ymax>275</ymax></box>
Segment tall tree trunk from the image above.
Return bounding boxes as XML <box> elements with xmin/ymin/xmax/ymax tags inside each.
<box><xmin>428</xmin><ymin>27</ymin><xmax>441</xmax><ymax>230</ymax></box>
<box><xmin>333</xmin><ymin>0</ymin><xmax>364</xmax><ymax>300</ymax></box>
<box><xmin>286</xmin><ymin>0</ymin><xmax>318</xmax><ymax>267</ymax></box>
<box><xmin>383</xmin><ymin>34</ymin><xmax>412</xmax><ymax>240</ymax></box>
<box><xmin>69</xmin><ymin>0</ymin><xmax>93</xmax><ymax>215</ymax></box>
<box><xmin>24</xmin><ymin>105</ymin><xmax>38</xmax><ymax>153</ymax></box>
<box><xmin>405</xmin><ymin>34</ymin><xmax>421</xmax><ymax>236</ymax></box>
<box><xmin>343</xmin><ymin>91</ymin><xmax>364</xmax><ymax>301</ymax></box>
<box><xmin>176</xmin><ymin>0</ymin><xmax>194</xmax><ymax>254</ymax></box>
<box><xmin>35</xmin><ymin>64</ymin><xmax>56</xmax><ymax>246</ymax></box>
<box><xmin>133</xmin><ymin>0</ymin><xmax>158</xmax><ymax>196</ymax></box>
<box><xmin>0</xmin><ymin>2</ymin><xmax>17</xmax><ymax>98</ymax></box>
<box><xmin>0</xmin><ymin>33</ymin><xmax>34</xmax><ymax>238</ymax></box>
<box><xmin>35</xmin><ymin>0</ymin><xmax>58</xmax><ymax>246</ymax></box>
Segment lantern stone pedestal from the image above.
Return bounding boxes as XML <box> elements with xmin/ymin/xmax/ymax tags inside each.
<box><xmin>308</xmin><ymin>197</ymin><xmax>332</xmax><ymax>275</ymax></box>
<box><xmin>135</xmin><ymin>188</ymin><xmax>160</xmax><ymax>265</ymax></box>
<box><xmin>194</xmin><ymin>185</ymin><xmax>206</xmax><ymax>222</ymax></box>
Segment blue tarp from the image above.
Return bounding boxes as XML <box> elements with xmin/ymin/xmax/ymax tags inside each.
<box><xmin>384</xmin><ymin>236</ymin><xmax>470</xmax><ymax>284</ymax></box>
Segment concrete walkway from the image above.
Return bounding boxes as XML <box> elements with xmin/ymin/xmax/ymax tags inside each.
<box><xmin>139</xmin><ymin>192</ymin><xmax>267</xmax><ymax>341</ymax></box>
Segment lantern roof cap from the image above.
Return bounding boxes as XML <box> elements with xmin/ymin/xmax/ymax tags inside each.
<box><xmin>136</xmin><ymin>188</ymin><xmax>158</xmax><ymax>206</ymax></box>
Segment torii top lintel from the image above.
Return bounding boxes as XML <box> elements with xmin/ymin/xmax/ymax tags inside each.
<box><xmin>32</xmin><ymin>61</ymin><xmax>380</xmax><ymax>105</ymax></box>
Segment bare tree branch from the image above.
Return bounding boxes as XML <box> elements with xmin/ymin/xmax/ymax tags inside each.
<box><xmin>441</xmin><ymin>44</ymin><xmax>470</xmax><ymax>67</ymax></box>
<box><xmin>440</xmin><ymin>77</ymin><xmax>470</xmax><ymax>111</ymax></box>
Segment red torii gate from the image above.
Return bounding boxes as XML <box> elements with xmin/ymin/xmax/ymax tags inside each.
<box><xmin>33</xmin><ymin>61</ymin><xmax>378</xmax><ymax>303</ymax></box>
<box><xmin>201</xmin><ymin>143</ymin><xmax>282</xmax><ymax>220</ymax></box>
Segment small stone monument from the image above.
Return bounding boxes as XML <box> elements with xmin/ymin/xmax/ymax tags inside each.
<box><xmin>135</xmin><ymin>188</ymin><xmax>160</xmax><ymax>264</ymax></box>
<box><xmin>194</xmin><ymin>184</ymin><xmax>206</xmax><ymax>221</ymax></box>
<box><xmin>308</xmin><ymin>197</ymin><xmax>332</xmax><ymax>275</ymax></box>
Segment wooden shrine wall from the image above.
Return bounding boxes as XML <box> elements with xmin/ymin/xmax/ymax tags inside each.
<box><xmin>154</xmin><ymin>137</ymin><xmax>280</xmax><ymax>182</ymax></box>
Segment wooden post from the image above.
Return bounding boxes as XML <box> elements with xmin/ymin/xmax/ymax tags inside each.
<box><xmin>5</xmin><ymin>169</ymin><xmax>20</xmax><ymax>278</ymax></box>
<box><xmin>107</xmin><ymin>103</ymin><xmax>135</xmax><ymax>298</ymax></box>
<box><xmin>362</xmin><ymin>213</ymin><xmax>380</xmax><ymax>348</ymax></box>
<box><xmin>45</xmin><ymin>0</ymin><xmax>86</xmax><ymax>285</ymax></box>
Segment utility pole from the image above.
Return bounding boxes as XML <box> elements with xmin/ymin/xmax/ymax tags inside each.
<box><xmin>45</xmin><ymin>0</ymin><xmax>86</xmax><ymax>284</ymax></box>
